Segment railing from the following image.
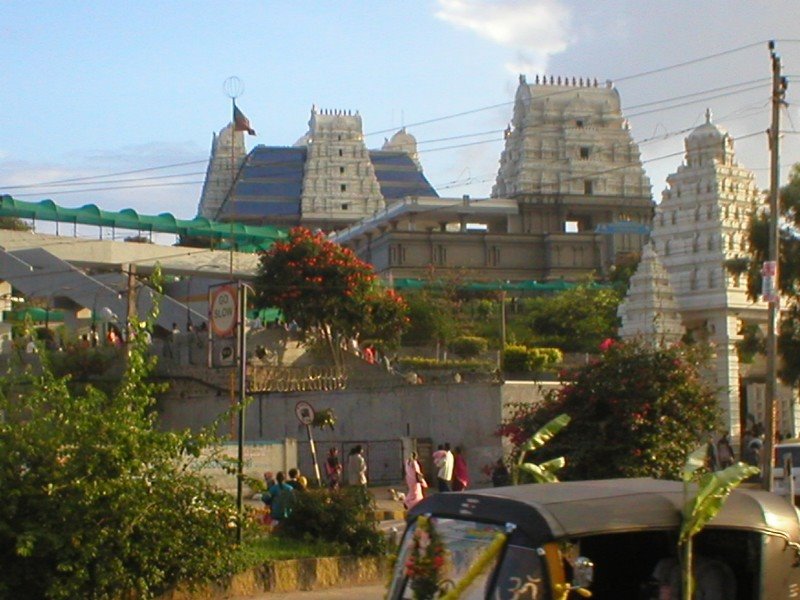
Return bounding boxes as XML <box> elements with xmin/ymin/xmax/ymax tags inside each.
<box><xmin>247</xmin><ymin>364</ymin><xmax>348</xmax><ymax>392</ymax></box>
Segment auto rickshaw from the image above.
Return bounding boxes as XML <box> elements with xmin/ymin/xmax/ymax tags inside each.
<box><xmin>386</xmin><ymin>478</ymin><xmax>800</xmax><ymax>599</ymax></box>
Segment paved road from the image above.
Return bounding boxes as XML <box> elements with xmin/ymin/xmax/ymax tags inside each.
<box><xmin>229</xmin><ymin>583</ymin><xmax>386</xmax><ymax>599</ymax></box>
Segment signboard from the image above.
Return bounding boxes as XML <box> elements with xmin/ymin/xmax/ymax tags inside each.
<box><xmin>295</xmin><ymin>401</ymin><xmax>315</xmax><ymax>426</ymax></box>
<box><xmin>209</xmin><ymin>284</ymin><xmax>238</xmax><ymax>338</ymax></box>
<box><xmin>208</xmin><ymin>282</ymin><xmax>238</xmax><ymax>368</ymax></box>
<box><xmin>762</xmin><ymin>261</ymin><xmax>779</xmax><ymax>304</ymax></box>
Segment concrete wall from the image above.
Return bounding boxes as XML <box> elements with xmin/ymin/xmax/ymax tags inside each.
<box><xmin>159</xmin><ymin>379</ymin><xmax>553</xmax><ymax>486</ymax></box>
<box><xmin>203</xmin><ymin>439</ymin><xmax>298</xmax><ymax>495</ymax></box>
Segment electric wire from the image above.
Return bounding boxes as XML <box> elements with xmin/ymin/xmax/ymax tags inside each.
<box><xmin>1</xmin><ymin>76</ymin><xmax>773</xmax><ymax>195</ymax></box>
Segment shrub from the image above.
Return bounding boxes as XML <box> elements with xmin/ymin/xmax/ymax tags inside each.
<box><xmin>0</xmin><ymin>278</ymin><xmax>243</xmax><ymax>599</ymax></box>
<box><xmin>448</xmin><ymin>336</ymin><xmax>488</xmax><ymax>359</ymax></box>
<box><xmin>502</xmin><ymin>345</ymin><xmax>562</xmax><ymax>373</ymax></box>
<box><xmin>397</xmin><ymin>356</ymin><xmax>495</xmax><ymax>372</ymax></box>
<box><xmin>276</xmin><ymin>487</ymin><xmax>386</xmax><ymax>556</ymax></box>
<box><xmin>502</xmin><ymin>344</ymin><xmax>530</xmax><ymax>372</ymax></box>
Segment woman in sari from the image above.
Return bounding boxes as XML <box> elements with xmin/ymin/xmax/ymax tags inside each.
<box><xmin>403</xmin><ymin>451</ymin><xmax>427</xmax><ymax>510</ymax></box>
<box><xmin>452</xmin><ymin>446</ymin><xmax>470</xmax><ymax>491</ymax></box>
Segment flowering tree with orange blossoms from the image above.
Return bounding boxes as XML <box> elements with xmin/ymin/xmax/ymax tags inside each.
<box><xmin>253</xmin><ymin>227</ymin><xmax>409</xmax><ymax>367</ymax></box>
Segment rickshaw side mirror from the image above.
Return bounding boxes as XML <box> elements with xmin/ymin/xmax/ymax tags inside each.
<box><xmin>572</xmin><ymin>556</ymin><xmax>595</xmax><ymax>589</ymax></box>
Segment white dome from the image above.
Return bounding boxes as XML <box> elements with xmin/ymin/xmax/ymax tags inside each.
<box><xmin>383</xmin><ymin>127</ymin><xmax>417</xmax><ymax>151</ymax></box>
<box><xmin>687</xmin><ymin>109</ymin><xmax>727</xmax><ymax>143</ymax></box>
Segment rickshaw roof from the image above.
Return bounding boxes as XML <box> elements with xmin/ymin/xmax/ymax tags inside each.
<box><xmin>408</xmin><ymin>478</ymin><xmax>800</xmax><ymax>545</ymax></box>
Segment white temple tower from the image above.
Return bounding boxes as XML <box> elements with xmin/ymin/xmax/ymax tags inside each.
<box><xmin>196</xmin><ymin>123</ymin><xmax>248</xmax><ymax>219</ymax></box>
<box><xmin>300</xmin><ymin>107</ymin><xmax>384</xmax><ymax>230</ymax></box>
<box><xmin>492</xmin><ymin>75</ymin><xmax>653</xmax><ymax>267</ymax></box>
<box><xmin>648</xmin><ymin>110</ymin><xmax>795</xmax><ymax>438</ymax></box>
<box><xmin>618</xmin><ymin>242</ymin><xmax>685</xmax><ymax>346</ymax></box>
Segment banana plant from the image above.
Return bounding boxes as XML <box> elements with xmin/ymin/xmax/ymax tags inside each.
<box><xmin>679</xmin><ymin>446</ymin><xmax>759</xmax><ymax>599</ymax></box>
<box><xmin>513</xmin><ymin>414</ymin><xmax>570</xmax><ymax>485</ymax></box>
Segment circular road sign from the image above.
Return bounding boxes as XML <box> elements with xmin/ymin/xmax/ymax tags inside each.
<box><xmin>295</xmin><ymin>401</ymin><xmax>315</xmax><ymax>426</ymax></box>
<box><xmin>210</xmin><ymin>284</ymin><xmax>237</xmax><ymax>338</ymax></box>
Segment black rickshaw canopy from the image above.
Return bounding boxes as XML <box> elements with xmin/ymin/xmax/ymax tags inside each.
<box><xmin>407</xmin><ymin>478</ymin><xmax>800</xmax><ymax>547</ymax></box>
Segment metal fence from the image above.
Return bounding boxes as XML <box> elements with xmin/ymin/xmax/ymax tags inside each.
<box><xmin>297</xmin><ymin>439</ymin><xmax>404</xmax><ymax>486</ymax></box>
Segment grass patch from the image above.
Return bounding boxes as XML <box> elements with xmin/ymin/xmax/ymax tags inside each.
<box><xmin>238</xmin><ymin>534</ymin><xmax>346</xmax><ymax>568</ymax></box>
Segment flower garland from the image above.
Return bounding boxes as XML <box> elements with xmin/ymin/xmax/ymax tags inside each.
<box><xmin>405</xmin><ymin>516</ymin><xmax>448</xmax><ymax>600</ymax></box>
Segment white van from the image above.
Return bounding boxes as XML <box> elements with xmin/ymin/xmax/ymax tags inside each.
<box><xmin>772</xmin><ymin>438</ymin><xmax>800</xmax><ymax>503</ymax></box>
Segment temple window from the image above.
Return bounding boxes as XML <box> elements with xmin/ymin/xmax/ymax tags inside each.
<box><xmin>340</xmin><ymin>184</ymin><xmax>347</xmax><ymax>192</ymax></box>
<box><xmin>576</xmin><ymin>119</ymin><xmax>584</xmax><ymax>128</ymax></box>
<box><xmin>584</xmin><ymin>180</ymin><xmax>593</xmax><ymax>195</ymax></box>
<box><xmin>580</xmin><ymin>146</ymin><xmax>590</xmax><ymax>159</ymax></box>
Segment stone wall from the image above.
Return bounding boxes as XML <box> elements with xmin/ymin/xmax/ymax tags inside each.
<box><xmin>158</xmin><ymin>379</ymin><xmax>552</xmax><ymax>486</ymax></box>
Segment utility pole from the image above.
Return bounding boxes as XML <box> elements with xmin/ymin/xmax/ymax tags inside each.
<box><xmin>235</xmin><ymin>282</ymin><xmax>247</xmax><ymax>544</ymax></box>
<box><xmin>763</xmin><ymin>41</ymin><xmax>788</xmax><ymax>492</ymax></box>
<box><xmin>126</xmin><ymin>263</ymin><xmax>137</xmax><ymax>342</ymax></box>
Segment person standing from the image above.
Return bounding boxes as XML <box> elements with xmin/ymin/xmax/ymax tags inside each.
<box><xmin>347</xmin><ymin>445</ymin><xmax>367</xmax><ymax>486</ymax></box>
<box><xmin>264</xmin><ymin>471</ymin><xmax>294</xmax><ymax>524</ymax></box>
<box><xmin>717</xmin><ymin>432</ymin><xmax>735</xmax><ymax>468</ymax></box>
<box><xmin>286</xmin><ymin>468</ymin><xmax>306</xmax><ymax>491</ymax></box>
<box><xmin>452</xmin><ymin>446</ymin><xmax>470</xmax><ymax>491</ymax></box>
<box><xmin>491</xmin><ymin>459</ymin><xmax>511</xmax><ymax>487</ymax></box>
<box><xmin>325</xmin><ymin>447</ymin><xmax>342</xmax><ymax>489</ymax></box>
<box><xmin>435</xmin><ymin>443</ymin><xmax>454</xmax><ymax>492</ymax></box>
<box><xmin>403</xmin><ymin>451</ymin><xmax>427</xmax><ymax>510</ymax></box>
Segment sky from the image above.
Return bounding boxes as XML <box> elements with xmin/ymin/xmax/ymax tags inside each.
<box><xmin>1</xmin><ymin>0</ymin><xmax>800</xmax><ymax>236</ymax></box>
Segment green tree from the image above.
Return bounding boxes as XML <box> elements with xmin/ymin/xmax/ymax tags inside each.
<box><xmin>498</xmin><ymin>340</ymin><xmax>720</xmax><ymax>481</ymax></box>
<box><xmin>679</xmin><ymin>448</ymin><xmax>759</xmax><ymax>599</ymax></box>
<box><xmin>401</xmin><ymin>291</ymin><xmax>459</xmax><ymax>348</ymax></box>
<box><xmin>0</xmin><ymin>302</ymin><xmax>240</xmax><ymax>598</ymax></box>
<box><xmin>514</xmin><ymin>414</ymin><xmax>570</xmax><ymax>484</ymax></box>
<box><xmin>522</xmin><ymin>285</ymin><xmax>622</xmax><ymax>352</ymax></box>
<box><xmin>253</xmin><ymin>227</ymin><xmax>409</xmax><ymax>367</ymax></box>
<box><xmin>738</xmin><ymin>164</ymin><xmax>800</xmax><ymax>384</ymax></box>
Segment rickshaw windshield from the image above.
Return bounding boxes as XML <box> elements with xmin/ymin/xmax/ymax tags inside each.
<box><xmin>389</xmin><ymin>517</ymin><xmax>549</xmax><ymax>600</ymax></box>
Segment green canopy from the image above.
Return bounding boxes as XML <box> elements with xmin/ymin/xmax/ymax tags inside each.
<box><xmin>3</xmin><ymin>307</ymin><xmax>65</xmax><ymax>322</ymax></box>
<box><xmin>0</xmin><ymin>195</ymin><xmax>287</xmax><ymax>252</ymax></box>
<box><xmin>247</xmin><ymin>307</ymin><xmax>282</xmax><ymax>324</ymax></box>
<box><xmin>390</xmin><ymin>278</ymin><xmax>589</xmax><ymax>292</ymax></box>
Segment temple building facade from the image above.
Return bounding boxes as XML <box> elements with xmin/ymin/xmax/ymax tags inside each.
<box><xmin>332</xmin><ymin>75</ymin><xmax>655</xmax><ymax>282</ymax></box>
<box><xmin>196</xmin><ymin>107</ymin><xmax>439</xmax><ymax>231</ymax></box>
<box><xmin>619</xmin><ymin>111</ymin><xmax>797</xmax><ymax>439</ymax></box>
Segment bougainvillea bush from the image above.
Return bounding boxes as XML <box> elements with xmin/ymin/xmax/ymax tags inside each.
<box><xmin>498</xmin><ymin>339</ymin><xmax>720</xmax><ymax>481</ymax></box>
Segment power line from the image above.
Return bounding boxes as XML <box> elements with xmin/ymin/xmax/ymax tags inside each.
<box><xmin>2</xmin><ymin>170</ymin><xmax>208</xmax><ymax>191</ymax></box>
<box><xmin>612</xmin><ymin>40</ymin><xmax>766</xmax><ymax>83</ymax></box>
<box><xmin>9</xmin><ymin>180</ymin><xmax>206</xmax><ymax>198</ymax></box>
<box><xmin>2</xmin><ymin>76</ymin><xmax>773</xmax><ymax>196</ymax></box>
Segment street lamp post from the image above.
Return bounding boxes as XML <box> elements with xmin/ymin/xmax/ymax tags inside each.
<box><xmin>235</xmin><ymin>280</ymin><xmax>254</xmax><ymax>544</ymax></box>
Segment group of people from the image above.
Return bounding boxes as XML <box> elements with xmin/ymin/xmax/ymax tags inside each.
<box><xmin>401</xmin><ymin>444</ymin><xmax>470</xmax><ymax>511</ymax></box>
<box><xmin>261</xmin><ymin>468</ymin><xmax>307</xmax><ymax>524</ymax></box>
<box><xmin>324</xmin><ymin>445</ymin><xmax>368</xmax><ymax>489</ymax></box>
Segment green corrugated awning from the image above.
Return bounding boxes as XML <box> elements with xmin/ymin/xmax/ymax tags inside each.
<box><xmin>390</xmin><ymin>279</ymin><xmax>587</xmax><ymax>292</ymax></box>
<box><xmin>0</xmin><ymin>195</ymin><xmax>287</xmax><ymax>252</ymax></box>
<box><xmin>3</xmin><ymin>307</ymin><xmax>65</xmax><ymax>322</ymax></box>
<box><xmin>247</xmin><ymin>307</ymin><xmax>282</xmax><ymax>324</ymax></box>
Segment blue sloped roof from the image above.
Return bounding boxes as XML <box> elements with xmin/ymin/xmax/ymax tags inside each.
<box><xmin>217</xmin><ymin>145</ymin><xmax>438</xmax><ymax>222</ymax></box>
<box><xmin>369</xmin><ymin>151</ymin><xmax>439</xmax><ymax>200</ymax></box>
<box><xmin>219</xmin><ymin>146</ymin><xmax>306</xmax><ymax>222</ymax></box>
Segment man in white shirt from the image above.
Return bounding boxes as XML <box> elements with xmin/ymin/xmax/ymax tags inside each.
<box><xmin>435</xmin><ymin>443</ymin><xmax>454</xmax><ymax>492</ymax></box>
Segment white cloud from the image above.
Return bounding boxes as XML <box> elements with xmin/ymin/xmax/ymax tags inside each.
<box><xmin>435</xmin><ymin>0</ymin><xmax>571</xmax><ymax>74</ymax></box>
